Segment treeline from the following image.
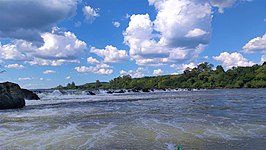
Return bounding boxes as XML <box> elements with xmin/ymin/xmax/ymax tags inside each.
<box><xmin>55</xmin><ymin>62</ymin><xmax>266</xmax><ymax>90</ymax></box>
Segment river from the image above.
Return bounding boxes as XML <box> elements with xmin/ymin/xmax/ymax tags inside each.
<box><xmin>0</xmin><ymin>89</ymin><xmax>265</xmax><ymax>149</ymax></box>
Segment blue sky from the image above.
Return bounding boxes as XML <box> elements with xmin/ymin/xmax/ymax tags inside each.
<box><xmin>0</xmin><ymin>0</ymin><xmax>265</xmax><ymax>89</ymax></box>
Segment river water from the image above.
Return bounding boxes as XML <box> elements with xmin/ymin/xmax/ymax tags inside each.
<box><xmin>0</xmin><ymin>89</ymin><xmax>265</xmax><ymax>150</ymax></box>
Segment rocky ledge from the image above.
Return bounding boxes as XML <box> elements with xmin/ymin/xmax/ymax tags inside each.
<box><xmin>0</xmin><ymin>82</ymin><xmax>40</xmax><ymax>109</ymax></box>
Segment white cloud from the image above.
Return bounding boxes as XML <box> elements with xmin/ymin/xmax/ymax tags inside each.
<box><xmin>213</xmin><ymin>52</ymin><xmax>255</xmax><ymax>69</ymax></box>
<box><xmin>18</xmin><ymin>77</ymin><xmax>31</xmax><ymax>81</ymax></box>
<box><xmin>36</xmin><ymin>30</ymin><xmax>87</xmax><ymax>59</ymax></box>
<box><xmin>120</xmin><ymin>70</ymin><xmax>127</xmax><ymax>75</ymax></box>
<box><xmin>261</xmin><ymin>55</ymin><xmax>266</xmax><ymax>63</ymax></box>
<box><xmin>0</xmin><ymin>28</ymin><xmax>86</xmax><ymax>66</ymax></box>
<box><xmin>40</xmin><ymin>78</ymin><xmax>44</xmax><ymax>81</ymax></box>
<box><xmin>119</xmin><ymin>67</ymin><xmax>144</xmax><ymax>78</ymax></box>
<box><xmin>171</xmin><ymin>63</ymin><xmax>196</xmax><ymax>72</ymax></box>
<box><xmin>27</xmin><ymin>58</ymin><xmax>80</xmax><ymax>66</ymax></box>
<box><xmin>87</xmin><ymin>57</ymin><xmax>100</xmax><ymax>64</ymax></box>
<box><xmin>113</xmin><ymin>21</ymin><xmax>121</xmax><ymax>28</ymax></box>
<box><xmin>124</xmin><ymin>0</ymin><xmax>212</xmax><ymax>66</ymax></box>
<box><xmin>65</xmin><ymin>76</ymin><xmax>71</xmax><ymax>80</ymax></box>
<box><xmin>210</xmin><ymin>0</ymin><xmax>253</xmax><ymax>13</ymax></box>
<box><xmin>5</xmin><ymin>64</ymin><xmax>25</xmax><ymax>69</ymax></box>
<box><xmin>0</xmin><ymin>0</ymin><xmax>78</xmax><ymax>42</ymax></box>
<box><xmin>185</xmin><ymin>28</ymin><xmax>208</xmax><ymax>38</ymax></box>
<box><xmin>91</xmin><ymin>45</ymin><xmax>129</xmax><ymax>63</ymax></box>
<box><xmin>75</xmin><ymin>64</ymin><xmax>113</xmax><ymax>75</ymax></box>
<box><xmin>264</xmin><ymin>18</ymin><xmax>266</xmax><ymax>23</ymax></box>
<box><xmin>43</xmin><ymin>70</ymin><xmax>56</xmax><ymax>74</ymax></box>
<box><xmin>210</xmin><ymin>0</ymin><xmax>237</xmax><ymax>13</ymax></box>
<box><xmin>83</xmin><ymin>5</ymin><xmax>99</xmax><ymax>23</ymax></box>
<box><xmin>242</xmin><ymin>33</ymin><xmax>266</xmax><ymax>53</ymax></box>
<box><xmin>153</xmin><ymin>69</ymin><xmax>163</xmax><ymax>75</ymax></box>
<box><xmin>0</xmin><ymin>40</ymin><xmax>29</xmax><ymax>61</ymax></box>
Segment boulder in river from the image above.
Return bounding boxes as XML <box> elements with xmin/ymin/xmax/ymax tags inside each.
<box><xmin>88</xmin><ymin>91</ymin><xmax>96</xmax><ymax>95</ymax></box>
<box><xmin>21</xmin><ymin>89</ymin><xmax>40</xmax><ymax>100</ymax></box>
<box><xmin>0</xmin><ymin>82</ymin><xmax>25</xmax><ymax>109</ymax></box>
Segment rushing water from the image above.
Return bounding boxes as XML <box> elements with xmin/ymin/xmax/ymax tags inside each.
<box><xmin>0</xmin><ymin>89</ymin><xmax>265</xmax><ymax>150</ymax></box>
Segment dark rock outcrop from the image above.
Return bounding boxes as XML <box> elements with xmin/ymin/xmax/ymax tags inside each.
<box><xmin>0</xmin><ymin>82</ymin><xmax>25</xmax><ymax>109</ymax></box>
<box><xmin>142</xmin><ymin>88</ymin><xmax>150</xmax><ymax>92</ymax></box>
<box><xmin>107</xmin><ymin>91</ymin><xmax>114</xmax><ymax>94</ymax></box>
<box><xmin>88</xmin><ymin>91</ymin><xmax>96</xmax><ymax>95</ymax></box>
<box><xmin>21</xmin><ymin>89</ymin><xmax>40</xmax><ymax>100</ymax></box>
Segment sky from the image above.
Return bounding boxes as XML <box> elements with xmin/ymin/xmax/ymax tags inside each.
<box><xmin>0</xmin><ymin>0</ymin><xmax>265</xmax><ymax>89</ymax></box>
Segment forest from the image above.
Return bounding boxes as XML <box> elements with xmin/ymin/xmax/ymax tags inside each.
<box><xmin>56</xmin><ymin>62</ymin><xmax>266</xmax><ymax>90</ymax></box>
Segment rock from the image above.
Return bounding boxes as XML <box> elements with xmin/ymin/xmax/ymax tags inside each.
<box><xmin>0</xmin><ymin>82</ymin><xmax>25</xmax><ymax>109</ymax></box>
<box><xmin>132</xmin><ymin>88</ymin><xmax>140</xmax><ymax>92</ymax></box>
<box><xmin>114</xmin><ymin>90</ymin><xmax>125</xmax><ymax>93</ymax></box>
<box><xmin>142</xmin><ymin>88</ymin><xmax>150</xmax><ymax>92</ymax></box>
<box><xmin>107</xmin><ymin>91</ymin><xmax>114</xmax><ymax>94</ymax></box>
<box><xmin>21</xmin><ymin>89</ymin><xmax>40</xmax><ymax>100</ymax></box>
<box><xmin>88</xmin><ymin>91</ymin><xmax>96</xmax><ymax>95</ymax></box>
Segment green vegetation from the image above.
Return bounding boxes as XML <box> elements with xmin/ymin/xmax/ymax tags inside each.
<box><xmin>55</xmin><ymin>62</ymin><xmax>266</xmax><ymax>90</ymax></box>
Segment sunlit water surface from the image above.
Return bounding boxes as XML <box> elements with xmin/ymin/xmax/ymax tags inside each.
<box><xmin>0</xmin><ymin>89</ymin><xmax>265</xmax><ymax>150</ymax></box>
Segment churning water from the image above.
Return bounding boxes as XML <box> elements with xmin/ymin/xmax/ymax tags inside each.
<box><xmin>0</xmin><ymin>89</ymin><xmax>265</xmax><ymax>150</ymax></box>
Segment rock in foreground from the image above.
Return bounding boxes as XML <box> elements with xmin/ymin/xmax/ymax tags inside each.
<box><xmin>21</xmin><ymin>89</ymin><xmax>40</xmax><ymax>100</ymax></box>
<box><xmin>0</xmin><ymin>82</ymin><xmax>25</xmax><ymax>109</ymax></box>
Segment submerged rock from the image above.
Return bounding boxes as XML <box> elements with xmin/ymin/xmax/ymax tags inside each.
<box><xmin>0</xmin><ymin>82</ymin><xmax>25</xmax><ymax>109</ymax></box>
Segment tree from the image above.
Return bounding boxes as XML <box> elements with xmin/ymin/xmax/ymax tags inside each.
<box><xmin>55</xmin><ymin>62</ymin><xmax>266</xmax><ymax>89</ymax></box>
<box><xmin>66</xmin><ymin>82</ymin><xmax>76</xmax><ymax>89</ymax></box>
<box><xmin>216</xmin><ymin>65</ymin><xmax>225</xmax><ymax>73</ymax></box>
<box><xmin>95</xmin><ymin>80</ymin><xmax>101</xmax><ymax>89</ymax></box>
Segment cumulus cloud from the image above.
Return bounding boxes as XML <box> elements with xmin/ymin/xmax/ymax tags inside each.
<box><xmin>171</xmin><ymin>63</ymin><xmax>197</xmax><ymax>72</ymax></box>
<box><xmin>0</xmin><ymin>28</ymin><xmax>86</xmax><ymax>66</ymax></box>
<box><xmin>210</xmin><ymin>0</ymin><xmax>237</xmax><ymax>13</ymax></box>
<box><xmin>87</xmin><ymin>57</ymin><xmax>100</xmax><ymax>64</ymax></box>
<box><xmin>124</xmin><ymin>0</ymin><xmax>212</xmax><ymax>66</ymax></box>
<box><xmin>36</xmin><ymin>31</ymin><xmax>86</xmax><ymax>60</ymax></box>
<box><xmin>28</xmin><ymin>58</ymin><xmax>80</xmax><ymax>66</ymax></box>
<box><xmin>0</xmin><ymin>0</ymin><xmax>78</xmax><ymax>42</ymax></box>
<box><xmin>18</xmin><ymin>77</ymin><xmax>31</xmax><ymax>81</ymax></box>
<box><xmin>113</xmin><ymin>21</ymin><xmax>121</xmax><ymax>28</ymax></box>
<box><xmin>83</xmin><ymin>5</ymin><xmax>99</xmax><ymax>23</ymax></box>
<box><xmin>153</xmin><ymin>69</ymin><xmax>163</xmax><ymax>75</ymax></box>
<box><xmin>213</xmin><ymin>52</ymin><xmax>255</xmax><ymax>69</ymax></box>
<box><xmin>242</xmin><ymin>33</ymin><xmax>266</xmax><ymax>53</ymax></box>
<box><xmin>5</xmin><ymin>64</ymin><xmax>25</xmax><ymax>69</ymax></box>
<box><xmin>43</xmin><ymin>70</ymin><xmax>56</xmax><ymax>74</ymax></box>
<box><xmin>185</xmin><ymin>28</ymin><xmax>208</xmax><ymax>38</ymax></box>
<box><xmin>75</xmin><ymin>64</ymin><xmax>113</xmax><ymax>75</ymax></box>
<box><xmin>120</xmin><ymin>68</ymin><xmax>144</xmax><ymax>78</ymax></box>
<box><xmin>91</xmin><ymin>45</ymin><xmax>129</xmax><ymax>63</ymax></box>
<box><xmin>0</xmin><ymin>40</ymin><xmax>29</xmax><ymax>61</ymax></box>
